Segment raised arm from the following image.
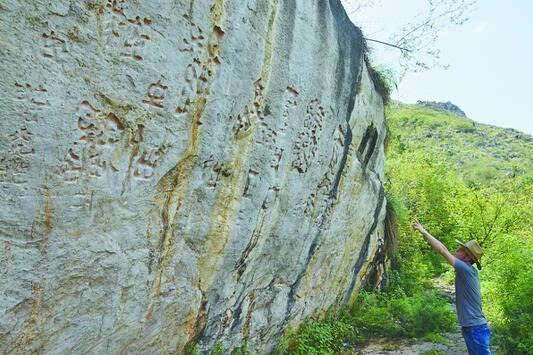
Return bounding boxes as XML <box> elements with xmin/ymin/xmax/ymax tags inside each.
<box><xmin>412</xmin><ymin>218</ymin><xmax>455</xmax><ymax>266</ymax></box>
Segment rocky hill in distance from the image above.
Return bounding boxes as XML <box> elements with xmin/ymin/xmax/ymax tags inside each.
<box><xmin>387</xmin><ymin>102</ymin><xmax>533</xmax><ymax>183</ymax></box>
<box><xmin>416</xmin><ymin>100</ymin><xmax>467</xmax><ymax>117</ymax></box>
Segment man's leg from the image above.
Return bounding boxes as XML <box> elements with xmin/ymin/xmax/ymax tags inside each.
<box><xmin>461</xmin><ymin>326</ymin><xmax>476</xmax><ymax>355</ymax></box>
<box><xmin>462</xmin><ymin>324</ymin><xmax>492</xmax><ymax>355</ymax></box>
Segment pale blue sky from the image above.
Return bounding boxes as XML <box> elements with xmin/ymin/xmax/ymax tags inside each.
<box><xmin>342</xmin><ymin>0</ymin><xmax>533</xmax><ymax>135</ymax></box>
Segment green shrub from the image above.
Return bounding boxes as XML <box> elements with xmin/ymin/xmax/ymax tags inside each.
<box><xmin>232</xmin><ymin>338</ymin><xmax>252</xmax><ymax>355</ymax></box>
<box><xmin>366</xmin><ymin>62</ymin><xmax>396</xmax><ymax>105</ymax></box>
<box><xmin>212</xmin><ymin>342</ymin><xmax>225</xmax><ymax>355</ymax></box>
<box><xmin>353</xmin><ymin>290</ymin><xmax>455</xmax><ymax>338</ymax></box>
<box><xmin>483</xmin><ymin>234</ymin><xmax>533</xmax><ymax>354</ymax></box>
<box><xmin>286</xmin><ymin>317</ymin><xmax>357</xmax><ymax>355</ymax></box>
<box><xmin>422</xmin><ymin>332</ymin><xmax>448</xmax><ymax>344</ymax></box>
<box><xmin>185</xmin><ymin>344</ymin><xmax>203</xmax><ymax>355</ymax></box>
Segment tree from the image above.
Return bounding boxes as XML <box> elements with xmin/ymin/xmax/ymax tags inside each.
<box><xmin>342</xmin><ymin>0</ymin><xmax>478</xmax><ymax>77</ymax></box>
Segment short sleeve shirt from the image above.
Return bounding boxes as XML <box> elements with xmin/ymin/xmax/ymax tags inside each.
<box><xmin>454</xmin><ymin>258</ymin><xmax>487</xmax><ymax>327</ymax></box>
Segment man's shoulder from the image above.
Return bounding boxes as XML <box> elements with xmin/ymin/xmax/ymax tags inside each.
<box><xmin>454</xmin><ymin>257</ymin><xmax>475</xmax><ymax>274</ymax></box>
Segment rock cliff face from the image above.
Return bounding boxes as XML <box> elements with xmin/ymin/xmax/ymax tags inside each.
<box><xmin>0</xmin><ymin>0</ymin><xmax>386</xmax><ymax>353</ymax></box>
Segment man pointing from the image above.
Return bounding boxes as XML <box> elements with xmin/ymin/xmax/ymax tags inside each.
<box><xmin>412</xmin><ymin>219</ymin><xmax>492</xmax><ymax>355</ymax></box>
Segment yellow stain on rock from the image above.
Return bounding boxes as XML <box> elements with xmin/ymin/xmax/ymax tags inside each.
<box><xmin>195</xmin><ymin>0</ymin><xmax>280</xmax><ymax>294</ymax></box>
<box><xmin>144</xmin><ymin>2</ymin><xmax>228</xmax><ymax>348</ymax></box>
<box><xmin>196</xmin><ymin>131</ymin><xmax>255</xmax><ymax>292</ymax></box>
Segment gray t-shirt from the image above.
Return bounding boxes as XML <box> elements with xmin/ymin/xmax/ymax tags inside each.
<box><xmin>454</xmin><ymin>258</ymin><xmax>487</xmax><ymax>327</ymax></box>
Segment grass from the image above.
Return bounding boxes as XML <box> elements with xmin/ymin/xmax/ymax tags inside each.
<box><xmin>422</xmin><ymin>332</ymin><xmax>449</xmax><ymax>345</ymax></box>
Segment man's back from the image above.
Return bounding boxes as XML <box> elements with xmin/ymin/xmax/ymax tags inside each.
<box><xmin>454</xmin><ymin>258</ymin><xmax>486</xmax><ymax>327</ymax></box>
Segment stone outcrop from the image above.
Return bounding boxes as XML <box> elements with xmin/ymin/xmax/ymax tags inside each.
<box><xmin>416</xmin><ymin>100</ymin><xmax>467</xmax><ymax>117</ymax></box>
<box><xmin>0</xmin><ymin>0</ymin><xmax>387</xmax><ymax>353</ymax></box>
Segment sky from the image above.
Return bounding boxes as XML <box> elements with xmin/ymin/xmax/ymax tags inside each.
<box><xmin>341</xmin><ymin>0</ymin><xmax>533</xmax><ymax>135</ymax></box>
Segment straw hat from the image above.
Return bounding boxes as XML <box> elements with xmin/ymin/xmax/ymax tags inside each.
<box><xmin>456</xmin><ymin>239</ymin><xmax>484</xmax><ymax>270</ymax></box>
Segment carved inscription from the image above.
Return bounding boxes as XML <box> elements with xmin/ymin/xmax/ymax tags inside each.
<box><xmin>230</xmin><ymin>79</ymin><xmax>265</xmax><ymax>137</ymax></box>
<box><xmin>291</xmin><ymin>98</ymin><xmax>325</xmax><ymax>174</ymax></box>
<box><xmin>132</xmin><ymin>143</ymin><xmax>170</xmax><ymax>181</ymax></box>
<box><xmin>41</xmin><ymin>31</ymin><xmax>68</xmax><ymax>61</ymax></box>
<box><xmin>60</xmin><ymin>113</ymin><xmax>125</xmax><ymax>181</ymax></box>
<box><xmin>100</xmin><ymin>1</ymin><xmax>152</xmax><ymax>61</ymax></box>
<box><xmin>142</xmin><ymin>79</ymin><xmax>168</xmax><ymax>110</ymax></box>
<box><xmin>106</xmin><ymin>0</ymin><xmax>126</xmax><ymax>14</ymax></box>
<box><xmin>270</xmin><ymin>147</ymin><xmax>284</xmax><ymax>171</ymax></box>
<box><xmin>14</xmin><ymin>83</ymin><xmax>49</xmax><ymax>107</ymax></box>
<box><xmin>282</xmin><ymin>86</ymin><xmax>299</xmax><ymax>126</ymax></box>
<box><xmin>175</xmin><ymin>18</ymin><xmax>224</xmax><ymax>117</ymax></box>
<box><xmin>255</xmin><ymin>86</ymin><xmax>300</xmax><ymax>172</ymax></box>
<box><xmin>14</xmin><ymin>82</ymin><xmax>50</xmax><ymax>123</ymax></box>
<box><xmin>8</xmin><ymin>128</ymin><xmax>36</xmax><ymax>157</ymax></box>
<box><xmin>61</xmin><ymin>143</ymin><xmax>83</xmax><ymax>182</ymax></box>
<box><xmin>179</xmin><ymin>22</ymin><xmax>205</xmax><ymax>53</ymax></box>
<box><xmin>202</xmin><ymin>156</ymin><xmax>230</xmax><ymax>188</ymax></box>
<box><xmin>0</xmin><ymin>127</ymin><xmax>36</xmax><ymax>184</ymax></box>
<box><xmin>60</xmin><ymin>101</ymin><xmax>168</xmax><ymax>185</ymax></box>
<box><xmin>102</xmin><ymin>0</ymin><xmax>128</xmax><ymax>48</ymax></box>
<box><xmin>242</xmin><ymin>169</ymin><xmax>258</xmax><ymax>197</ymax></box>
<box><xmin>72</xmin><ymin>190</ymin><xmax>93</xmax><ymax>210</ymax></box>
<box><xmin>120</xmin><ymin>21</ymin><xmax>151</xmax><ymax>61</ymax></box>
<box><xmin>175</xmin><ymin>60</ymin><xmax>212</xmax><ymax>115</ymax></box>
<box><xmin>304</xmin><ymin>124</ymin><xmax>346</xmax><ymax>216</ymax></box>
<box><xmin>59</xmin><ymin>101</ymin><xmax>125</xmax><ymax>182</ymax></box>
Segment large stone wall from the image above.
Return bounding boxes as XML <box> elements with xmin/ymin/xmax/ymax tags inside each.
<box><xmin>0</xmin><ymin>0</ymin><xmax>386</xmax><ymax>353</ymax></box>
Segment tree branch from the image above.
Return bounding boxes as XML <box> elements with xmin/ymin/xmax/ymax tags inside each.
<box><xmin>364</xmin><ymin>37</ymin><xmax>411</xmax><ymax>52</ymax></box>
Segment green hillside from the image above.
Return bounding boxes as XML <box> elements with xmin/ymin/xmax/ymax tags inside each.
<box><xmin>386</xmin><ymin>103</ymin><xmax>533</xmax><ymax>183</ymax></box>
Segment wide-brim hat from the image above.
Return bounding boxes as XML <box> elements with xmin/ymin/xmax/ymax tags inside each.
<box><xmin>456</xmin><ymin>239</ymin><xmax>483</xmax><ymax>270</ymax></box>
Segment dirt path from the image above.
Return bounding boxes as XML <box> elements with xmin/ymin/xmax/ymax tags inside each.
<box><xmin>350</xmin><ymin>330</ymin><xmax>468</xmax><ymax>354</ymax></box>
<box><xmin>350</xmin><ymin>278</ymin><xmax>469</xmax><ymax>355</ymax></box>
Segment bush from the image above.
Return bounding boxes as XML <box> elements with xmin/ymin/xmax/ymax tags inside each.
<box><xmin>286</xmin><ymin>317</ymin><xmax>358</xmax><ymax>355</ymax></box>
<box><xmin>483</xmin><ymin>234</ymin><xmax>533</xmax><ymax>354</ymax></box>
<box><xmin>350</xmin><ymin>290</ymin><xmax>456</xmax><ymax>339</ymax></box>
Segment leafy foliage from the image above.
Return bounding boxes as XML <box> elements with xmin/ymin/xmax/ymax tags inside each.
<box><xmin>366</xmin><ymin>60</ymin><xmax>397</xmax><ymax>105</ymax></box>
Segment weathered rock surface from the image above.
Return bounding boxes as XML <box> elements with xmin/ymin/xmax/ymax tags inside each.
<box><xmin>0</xmin><ymin>0</ymin><xmax>386</xmax><ymax>353</ymax></box>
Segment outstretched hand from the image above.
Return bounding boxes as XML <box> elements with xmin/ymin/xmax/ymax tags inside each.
<box><xmin>412</xmin><ymin>217</ymin><xmax>425</xmax><ymax>233</ymax></box>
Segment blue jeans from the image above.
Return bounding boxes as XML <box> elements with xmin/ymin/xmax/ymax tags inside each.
<box><xmin>461</xmin><ymin>323</ymin><xmax>492</xmax><ymax>355</ymax></box>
